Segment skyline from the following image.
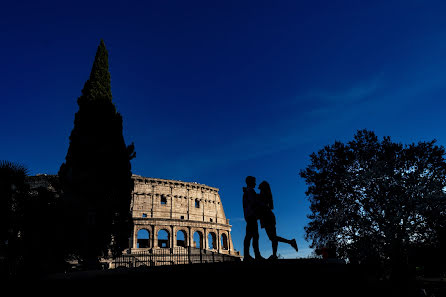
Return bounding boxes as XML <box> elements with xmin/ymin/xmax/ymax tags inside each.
<box><xmin>2</xmin><ymin>1</ymin><xmax>446</xmax><ymax>258</ymax></box>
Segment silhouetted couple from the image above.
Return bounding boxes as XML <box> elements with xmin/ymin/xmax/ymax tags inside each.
<box><xmin>243</xmin><ymin>176</ymin><xmax>298</xmax><ymax>261</ymax></box>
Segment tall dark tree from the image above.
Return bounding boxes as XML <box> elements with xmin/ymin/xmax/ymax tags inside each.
<box><xmin>59</xmin><ymin>40</ymin><xmax>135</xmax><ymax>268</ymax></box>
<box><xmin>300</xmin><ymin>130</ymin><xmax>446</xmax><ymax>276</ymax></box>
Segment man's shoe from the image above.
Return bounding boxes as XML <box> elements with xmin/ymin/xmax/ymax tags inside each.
<box><xmin>291</xmin><ymin>239</ymin><xmax>298</xmax><ymax>252</ymax></box>
<box><xmin>244</xmin><ymin>255</ymin><xmax>254</xmax><ymax>262</ymax></box>
<box><xmin>255</xmin><ymin>254</ymin><xmax>266</xmax><ymax>261</ymax></box>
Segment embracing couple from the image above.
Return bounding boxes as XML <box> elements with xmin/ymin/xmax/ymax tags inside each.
<box><xmin>243</xmin><ymin>176</ymin><xmax>298</xmax><ymax>261</ymax></box>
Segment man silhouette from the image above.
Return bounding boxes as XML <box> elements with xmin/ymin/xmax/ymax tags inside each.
<box><xmin>243</xmin><ymin>176</ymin><xmax>264</xmax><ymax>261</ymax></box>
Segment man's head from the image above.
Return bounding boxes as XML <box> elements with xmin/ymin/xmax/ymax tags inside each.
<box><xmin>245</xmin><ymin>176</ymin><xmax>256</xmax><ymax>188</ymax></box>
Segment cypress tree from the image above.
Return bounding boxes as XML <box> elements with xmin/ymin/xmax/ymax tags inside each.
<box><xmin>59</xmin><ymin>40</ymin><xmax>135</xmax><ymax>268</ymax></box>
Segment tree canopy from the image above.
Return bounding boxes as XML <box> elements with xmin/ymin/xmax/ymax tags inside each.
<box><xmin>300</xmin><ymin>130</ymin><xmax>446</xmax><ymax>266</ymax></box>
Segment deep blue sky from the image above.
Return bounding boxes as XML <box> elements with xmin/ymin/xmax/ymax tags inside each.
<box><xmin>2</xmin><ymin>1</ymin><xmax>446</xmax><ymax>258</ymax></box>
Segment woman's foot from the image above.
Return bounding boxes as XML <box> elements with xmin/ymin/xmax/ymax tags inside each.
<box><xmin>291</xmin><ymin>239</ymin><xmax>298</xmax><ymax>252</ymax></box>
<box><xmin>268</xmin><ymin>254</ymin><xmax>278</xmax><ymax>260</ymax></box>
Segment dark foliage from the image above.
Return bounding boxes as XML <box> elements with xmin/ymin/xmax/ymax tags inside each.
<box><xmin>58</xmin><ymin>40</ymin><xmax>135</xmax><ymax>268</ymax></box>
<box><xmin>22</xmin><ymin>176</ymin><xmax>66</xmax><ymax>275</ymax></box>
<box><xmin>0</xmin><ymin>163</ymin><xmax>68</xmax><ymax>276</ymax></box>
<box><xmin>300</xmin><ymin>130</ymin><xmax>446</xmax><ymax>277</ymax></box>
<box><xmin>0</xmin><ymin>161</ymin><xmax>29</xmax><ymax>263</ymax></box>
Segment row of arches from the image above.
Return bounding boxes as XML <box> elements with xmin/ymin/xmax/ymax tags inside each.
<box><xmin>136</xmin><ymin>228</ymin><xmax>229</xmax><ymax>251</ymax></box>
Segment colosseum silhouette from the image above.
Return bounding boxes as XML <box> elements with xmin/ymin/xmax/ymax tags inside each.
<box><xmin>130</xmin><ymin>175</ymin><xmax>239</xmax><ymax>257</ymax></box>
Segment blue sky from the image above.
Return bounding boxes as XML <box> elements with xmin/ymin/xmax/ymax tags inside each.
<box><xmin>2</xmin><ymin>1</ymin><xmax>446</xmax><ymax>258</ymax></box>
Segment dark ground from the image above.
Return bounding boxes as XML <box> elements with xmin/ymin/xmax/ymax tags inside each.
<box><xmin>9</xmin><ymin>259</ymin><xmax>446</xmax><ymax>296</ymax></box>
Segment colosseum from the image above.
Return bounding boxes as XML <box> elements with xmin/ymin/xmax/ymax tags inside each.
<box><xmin>129</xmin><ymin>175</ymin><xmax>239</xmax><ymax>256</ymax></box>
<box><xmin>27</xmin><ymin>174</ymin><xmax>240</xmax><ymax>262</ymax></box>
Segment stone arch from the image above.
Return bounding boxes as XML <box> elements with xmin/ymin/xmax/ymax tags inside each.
<box><xmin>137</xmin><ymin>228</ymin><xmax>150</xmax><ymax>248</ymax></box>
<box><xmin>193</xmin><ymin>230</ymin><xmax>203</xmax><ymax>249</ymax></box>
<box><xmin>176</xmin><ymin>229</ymin><xmax>188</xmax><ymax>248</ymax></box>
<box><xmin>207</xmin><ymin>231</ymin><xmax>217</xmax><ymax>250</ymax></box>
<box><xmin>220</xmin><ymin>232</ymin><xmax>229</xmax><ymax>251</ymax></box>
<box><xmin>157</xmin><ymin>228</ymin><xmax>170</xmax><ymax>248</ymax></box>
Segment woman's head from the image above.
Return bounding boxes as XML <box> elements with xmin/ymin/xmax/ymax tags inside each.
<box><xmin>258</xmin><ymin>181</ymin><xmax>270</xmax><ymax>192</ymax></box>
<box><xmin>259</xmin><ymin>181</ymin><xmax>273</xmax><ymax>208</ymax></box>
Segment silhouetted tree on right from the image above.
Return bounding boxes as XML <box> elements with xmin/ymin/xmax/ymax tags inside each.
<box><xmin>300</xmin><ymin>130</ymin><xmax>446</xmax><ymax>279</ymax></box>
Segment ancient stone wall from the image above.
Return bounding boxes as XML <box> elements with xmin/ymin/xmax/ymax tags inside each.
<box><xmin>130</xmin><ymin>175</ymin><xmax>239</xmax><ymax>256</ymax></box>
<box><xmin>26</xmin><ymin>174</ymin><xmax>240</xmax><ymax>257</ymax></box>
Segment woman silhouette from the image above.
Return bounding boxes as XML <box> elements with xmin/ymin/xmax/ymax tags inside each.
<box><xmin>258</xmin><ymin>181</ymin><xmax>298</xmax><ymax>260</ymax></box>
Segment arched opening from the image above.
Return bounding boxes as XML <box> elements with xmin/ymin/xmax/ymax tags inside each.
<box><xmin>137</xmin><ymin>229</ymin><xmax>150</xmax><ymax>248</ymax></box>
<box><xmin>161</xmin><ymin>195</ymin><xmax>167</xmax><ymax>205</ymax></box>
<box><xmin>193</xmin><ymin>231</ymin><xmax>203</xmax><ymax>249</ymax></box>
<box><xmin>176</xmin><ymin>230</ymin><xmax>187</xmax><ymax>248</ymax></box>
<box><xmin>221</xmin><ymin>233</ymin><xmax>229</xmax><ymax>250</ymax></box>
<box><xmin>158</xmin><ymin>229</ymin><xmax>170</xmax><ymax>248</ymax></box>
<box><xmin>208</xmin><ymin>232</ymin><xmax>217</xmax><ymax>250</ymax></box>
